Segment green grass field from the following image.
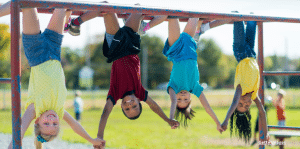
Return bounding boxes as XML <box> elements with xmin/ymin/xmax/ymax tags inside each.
<box><xmin>0</xmin><ymin>89</ymin><xmax>300</xmax><ymax>148</ymax></box>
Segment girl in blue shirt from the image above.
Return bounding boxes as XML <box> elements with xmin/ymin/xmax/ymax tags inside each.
<box><xmin>163</xmin><ymin>18</ymin><xmax>224</xmax><ymax>132</ymax></box>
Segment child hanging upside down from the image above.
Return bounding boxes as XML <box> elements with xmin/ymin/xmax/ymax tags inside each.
<box><xmin>0</xmin><ymin>1</ymin><xmax>105</xmax><ymax>149</ymax></box>
<box><xmin>86</xmin><ymin>12</ymin><xmax>179</xmax><ymax>148</ymax></box>
<box><xmin>162</xmin><ymin>17</ymin><xmax>229</xmax><ymax>132</ymax></box>
<box><xmin>221</xmin><ymin>21</ymin><xmax>269</xmax><ymax>143</ymax></box>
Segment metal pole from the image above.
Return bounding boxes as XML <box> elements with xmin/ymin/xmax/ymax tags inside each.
<box><xmin>0</xmin><ymin>78</ymin><xmax>12</xmax><ymax>83</ymax></box>
<box><xmin>263</xmin><ymin>71</ymin><xmax>300</xmax><ymax>76</ymax></box>
<box><xmin>268</xmin><ymin>125</ymin><xmax>300</xmax><ymax>131</ymax></box>
<box><xmin>257</xmin><ymin>22</ymin><xmax>265</xmax><ymax>149</ymax></box>
<box><xmin>142</xmin><ymin>47</ymin><xmax>148</xmax><ymax>89</ymax></box>
<box><xmin>19</xmin><ymin>1</ymin><xmax>300</xmax><ymax>23</ymax></box>
<box><xmin>11</xmin><ymin>0</ymin><xmax>21</xmax><ymax>148</ymax></box>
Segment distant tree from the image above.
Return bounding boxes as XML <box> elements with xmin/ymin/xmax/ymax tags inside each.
<box><xmin>140</xmin><ymin>35</ymin><xmax>172</xmax><ymax>89</ymax></box>
<box><xmin>198</xmin><ymin>38</ymin><xmax>233</xmax><ymax>88</ymax></box>
<box><xmin>0</xmin><ymin>24</ymin><xmax>11</xmax><ymax>89</ymax></box>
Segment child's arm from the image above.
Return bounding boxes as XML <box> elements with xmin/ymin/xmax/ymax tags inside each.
<box><xmin>8</xmin><ymin>103</ymin><xmax>36</xmax><ymax>149</ymax></box>
<box><xmin>278</xmin><ymin>100</ymin><xmax>285</xmax><ymax>110</ymax></box>
<box><xmin>63</xmin><ymin>111</ymin><xmax>105</xmax><ymax>147</ymax></box>
<box><xmin>221</xmin><ymin>84</ymin><xmax>242</xmax><ymax>130</ymax></box>
<box><xmin>168</xmin><ymin>87</ymin><xmax>177</xmax><ymax>120</ymax></box>
<box><xmin>145</xmin><ymin>95</ymin><xmax>179</xmax><ymax>129</ymax></box>
<box><xmin>254</xmin><ymin>97</ymin><xmax>269</xmax><ymax>141</ymax></box>
<box><xmin>97</xmin><ymin>99</ymin><xmax>114</xmax><ymax>139</ymax></box>
<box><xmin>198</xmin><ymin>93</ymin><xmax>224</xmax><ymax>133</ymax></box>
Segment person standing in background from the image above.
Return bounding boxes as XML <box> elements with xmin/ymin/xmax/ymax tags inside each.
<box><xmin>74</xmin><ymin>90</ymin><xmax>84</xmax><ymax>122</ymax></box>
<box><xmin>273</xmin><ymin>89</ymin><xmax>286</xmax><ymax>127</ymax></box>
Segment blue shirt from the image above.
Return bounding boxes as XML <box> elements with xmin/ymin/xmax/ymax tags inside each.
<box><xmin>163</xmin><ymin>32</ymin><xmax>197</xmax><ymax>62</ymax></box>
<box><xmin>163</xmin><ymin>32</ymin><xmax>203</xmax><ymax>97</ymax></box>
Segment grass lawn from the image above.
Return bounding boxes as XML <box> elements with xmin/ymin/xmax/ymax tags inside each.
<box><xmin>1</xmin><ymin>106</ymin><xmax>300</xmax><ymax>148</ymax></box>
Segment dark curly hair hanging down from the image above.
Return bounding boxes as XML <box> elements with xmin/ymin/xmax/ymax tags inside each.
<box><xmin>230</xmin><ymin>109</ymin><xmax>252</xmax><ymax>143</ymax></box>
<box><xmin>174</xmin><ymin>102</ymin><xmax>196</xmax><ymax>127</ymax></box>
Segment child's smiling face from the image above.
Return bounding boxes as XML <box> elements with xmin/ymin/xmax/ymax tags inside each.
<box><xmin>121</xmin><ymin>95</ymin><xmax>141</xmax><ymax>119</ymax></box>
<box><xmin>236</xmin><ymin>93</ymin><xmax>252</xmax><ymax>113</ymax></box>
<box><xmin>176</xmin><ymin>90</ymin><xmax>191</xmax><ymax>108</ymax></box>
<box><xmin>36</xmin><ymin>110</ymin><xmax>60</xmax><ymax>136</ymax></box>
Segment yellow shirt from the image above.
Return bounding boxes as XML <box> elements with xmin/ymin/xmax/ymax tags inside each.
<box><xmin>234</xmin><ymin>58</ymin><xmax>260</xmax><ymax>100</ymax></box>
<box><xmin>25</xmin><ymin>60</ymin><xmax>67</xmax><ymax>120</ymax></box>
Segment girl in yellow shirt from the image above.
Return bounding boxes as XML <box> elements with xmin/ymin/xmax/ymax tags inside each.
<box><xmin>0</xmin><ymin>2</ymin><xmax>105</xmax><ymax>149</ymax></box>
<box><xmin>220</xmin><ymin>21</ymin><xmax>268</xmax><ymax>143</ymax></box>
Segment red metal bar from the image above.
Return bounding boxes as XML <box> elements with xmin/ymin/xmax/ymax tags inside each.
<box><xmin>257</xmin><ymin>22</ymin><xmax>265</xmax><ymax>149</ymax></box>
<box><xmin>263</xmin><ymin>71</ymin><xmax>300</xmax><ymax>76</ymax></box>
<box><xmin>36</xmin><ymin>8</ymin><xmax>211</xmax><ymax>23</ymax></box>
<box><xmin>19</xmin><ymin>0</ymin><xmax>300</xmax><ymax>23</ymax></box>
<box><xmin>11</xmin><ymin>0</ymin><xmax>21</xmax><ymax>148</ymax></box>
<box><xmin>0</xmin><ymin>78</ymin><xmax>11</xmax><ymax>84</ymax></box>
<box><xmin>268</xmin><ymin>125</ymin><xmax>300</xmax><ymax>131</ymax></box>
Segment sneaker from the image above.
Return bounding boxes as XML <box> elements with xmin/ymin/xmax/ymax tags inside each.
<box><xmin>251</xmin><ymin>140</ymin><xmax>257</xmax><ymax>146</ymax></box>
<box><xmin>193</xmin><ymin>30</ymin><xmax>201</xmax><ymax>42</ymax></box>
<box><xmin>68</xmin><ymin>18</ymin><xmax>80</xmax><ymax>36</ymax></box>
<box><xmin>64</xmin><ymin>17</ymin><xmax>71</xmax><ymax>33</ymax></box>
<box><xmin>137</xmin><ymin>20</ymin><xmax>147</xmax><ymax>36</ymax></box>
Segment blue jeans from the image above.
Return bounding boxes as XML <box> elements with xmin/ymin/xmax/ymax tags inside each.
<box><xmin>22</xmin><ymin>29</ymin><xmax>63</xmax><ymax>67</ymax></box>
<box><xmin>233</xmin><ymin>21</ymin><xmax>257</xmax><ymax>62</ymax></box>
<box><xmin>278</xmin><ymin>120</ymin><xmax>286</xmax><ymax>126</ymax></box>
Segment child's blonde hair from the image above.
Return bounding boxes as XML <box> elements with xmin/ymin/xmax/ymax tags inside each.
<box><xmin>175</xmin><ymin>102</ymin><xmax>196</xmax><ymax>127</ymax></box>
<box><xmin>34</xmin><ymin>123</ymin><xmax>60</xmax><ymax>149</ymax></box>
<box><xmin>278</xmin><ymin>89</ymin><xmax>286</xmax><ymax>97</ymax></box>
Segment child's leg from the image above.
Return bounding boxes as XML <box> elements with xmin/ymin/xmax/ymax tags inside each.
<box><xmin>167</xmin><ymin>19</ymin><xmax>180</xmax><ymax>47</ymax></box>
<box><xmin>64</xmin><ymin>10</ymin><xmax>72</xmax><ymax>24</ymax></box>
<box><xmin>146</xmin><ymin>15</ymin><xmax>167</xmax><ymax>30</ymax></box>
<box><xmin>103</xmin><ymin>13</ymin><xmax>119</xmax><ymax>35</ymax></box>
<box><xmin>124</xmin><ymin>13</ymin><xmax>144</xmax><ymax>33</ymax></box>
<box><xmin>22</xmin><ymin>8</ymin><xmax>40</xmax><ymax>35</ymax></box>
<box><xmin>47</xmin><ymin>8</ymin><xmax>67</xmax><ymax>34</ymax></box>
<box><xmin>233</xmin><ymin>21</ymin><xmax>245</xmax><ymax>61</ymax></box>
<box><xmin>72</xmin><ymin>11</ymin><xmax>101</xmax><ymax>26</ymax></box>
<box><xmin>183</xmin><ymin>18</ymin><xmax>198</xmax><ymax>37</ymax></box>
<box><xmin>0</xmin><ymin>1</ymin><xmax>11</xmax><ymax>17</ymax></box>
<box><xmin>209</xmin><ymin>19</ymin><xmax>232</xmax><ymax>29</ymax></box>
<box><xmin>195</xmin><ymin>20</ymin><xmax>204</xmax><ymax>32</ymax></box>
<box><xmin>245</xmin><ymin>21</ymin><xmax>257</xmax><ymax>53</ymax></box>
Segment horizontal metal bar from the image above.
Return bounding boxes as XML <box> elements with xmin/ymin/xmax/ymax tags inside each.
<box><xmin>0</xmin><ymin>78</ymin><xmax>11</xmax><ymax>84</ymax></box>
<box><xmin>263</xmin><ymin>71</ymin><xmax>300</xmax><ymax>76</ymax></box>
<box><xmin>268</xmin><ymin>125</ymin><xmax>300</xmax><ymax>131</ymax></box>
<box><xmin>36</xmin><ymin>8</ymin><xmax>212</xmax><ymax>22</ymax></box>
<box><xmin>19</xmin><ymin>0</ymin><xmax>300</xmax><ymax>23</ymax></box>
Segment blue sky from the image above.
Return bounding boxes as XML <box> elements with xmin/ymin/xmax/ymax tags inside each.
<box><xmin>1</xmin><ymin>0</ymin><xmax>300</xmax><ymax>59</ymax></box>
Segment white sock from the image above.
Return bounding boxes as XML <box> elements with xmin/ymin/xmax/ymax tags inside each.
<box><xmin>200</xmin><ymin>23</ymin><xmax>210</xmax><ymax>33</ymax></box>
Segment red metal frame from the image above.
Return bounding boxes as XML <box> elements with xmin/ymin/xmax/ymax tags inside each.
<box><xmin>11</xmin><ymin>0</ymin><xmax>21</xmax><ymax>148</ymax></box>
<box><xmin>257</xmin><ymin>22</ymin><xmax>265</xmax><ymax>149</ymax></box>
<box><xmin>263</xmin><ymin>71</ymin><xmax>300</xmax><ymax>76</ymax></box>
<box><xmin>0</xmin><ymin>78</ymin><xmax>11</xmax><ymax>84</ymax></box>
<box><xmin>268</xmin><ymin>125</ymin><xmax>300</xmax><ymax>131</ymax></box>
<box><xmin>18</xmin><ymin>0</ymin><xmax>300</xmax><ymax>23</ymax></box>
<box><xmin>4</xmin><ymin>1</ymin><xmax>299</xmax><ymax>149</ymax></box>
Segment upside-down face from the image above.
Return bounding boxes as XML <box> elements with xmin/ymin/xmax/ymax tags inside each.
<box><xmin>121</xmin><ymin>94</ymin><xmax>141</xmax><ymax>118</ymax></box>
<box><xmin>236</xmin><ymin>93</ymin><xmax>252</xmax><ymax>113</ymax></box>
<box><xmin>176</xmin><ymin>90</ymin><xmax>191</xmax><ymax>109</ymax></box>
<box><xmin>36</xmin><ymin>110</ymin><xmax>60</xmax><ymax>136</ymax></box>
